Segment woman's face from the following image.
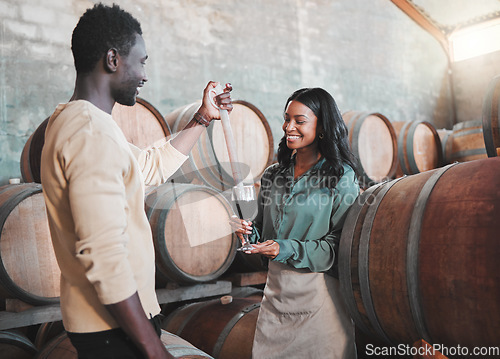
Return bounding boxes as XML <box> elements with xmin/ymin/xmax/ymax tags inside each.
<box><xmin>282</xmin><ymin>100</ymin><xmax>319</xmax><ymax>152</ymax></box>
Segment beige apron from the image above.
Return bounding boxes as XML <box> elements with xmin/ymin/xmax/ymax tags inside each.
<box><xmin>252</xmin><ymin>261</ymin><xmax>356</xmax><ymax>359</ymax></box>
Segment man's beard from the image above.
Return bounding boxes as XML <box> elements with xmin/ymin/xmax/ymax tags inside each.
<box><xmin>114</xmin><ymin>81</ymin><xmax>138</xmax><ymax>107</ymax></box>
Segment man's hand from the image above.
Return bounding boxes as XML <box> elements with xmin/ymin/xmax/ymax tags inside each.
<box><xmin>171</xmin><ymin>81</ymin><xmax>233</xmax><ymax>155</ymax></box>
<box><xmin>105</xmin><ymin>293</ymin><xmax>174</xmax><ymax>359</ymax></box>
<box><xmin>197</xmin><ymin>81</ymin><xmax>233</xmax><ymax>122</ymax></box>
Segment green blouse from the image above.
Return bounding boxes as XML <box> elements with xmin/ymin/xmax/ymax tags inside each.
<box><xmin>249</xmin><ymin>157</ymin><xmax>359</xmax><ymax>273</ymax></box>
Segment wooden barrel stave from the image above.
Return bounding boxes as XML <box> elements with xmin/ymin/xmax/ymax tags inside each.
<box><xmin>418</xmin><ymin>160</ymin><xmax>500</xmax><ymax>347</ymax></box>
<box><xmin>20</xmin><ymin>117</ymin><xmax>49</xmax><ymax>184</ymax></box>
<box><xmin>34</xmin><ymin>331</ymin><xmax>73</xmax><ymax>359</ymax></box>
<box><xmin>194</xmin><ymin>127</ymin><xmax>234</xmax><ymax>188</ymax></box>
<box><xmin>163</xmin><ymin>297</ymin><xmax>260</xmax><ymax>359</ymax></box>
<box><xmin>0</xmin><ymin>330</ymin><xmax>38</xmax><ymax>359</ymax></box>
<box><xmin>339</xmin><ymin>158</ymin><xmax>500</xmax><ymax>350</ymax></box>
<box><xmin>34</xmin><ymin>321</ymin><xmax>64</xmax><ymax>350</ymax></box>
<box><xmin>165</xmin><ymin>102</ymin><xmax>201</xmax><ymax>185</ymax></box>
<box><xmin>145</xmin><ymin>183</ymin><xmax>237</xmax><ymax>284</ymax></box>
<box><xmin>0</xmin><ymin>184</ymin><xmax>60</xmax><ymax>305</ymax></box>
<box><xmin>365</xmin><ymin>173</ymin><xmax>433</xmax><ymax>344</ymax></box>
<box><xmin>216</xmin><ymin>303</ymin><xmax>259</xmax><ymax>359</ymax></box>
<box><xmin>342</xmin><ymin>111</ymin><xmax>397</xmax><ymax>187</ymax></box>
<box><xmin>20</xmin><ymin>98</ymin><xmax>170</xmax><ymax>184</ymax></box>
<box><xmin>111</xmin><ymin>97</ymin><xmax>172</xmax><ymax>149</ymax></box>
<box><xmin>444</xmin><ymin>120</ymin><xmax>487</xmax><ymax>163</ymax></box>
<box><xmin>165</xmin><ymin>101</ymin><xmax>274</xmax><ymax>191</ymax></box>
<box><xmin>338</xmin><ymin>185</ymin><xmax>372</xmax><ymax>336</ymax></box>
<box><xmin>210</xmin><ymin>101</ymin><xmax>273</xmax><ymax>185</ymax></box>
<box><xmin>436</xmin><ymin>128</ymin><xmax>453</xmax><ymax>164</ymax></box>
<box><xmin>482</xmin><ymin>75</ymin><xmax>500</xmax><ymax>157</ymax></box>
<box><xmin>161</xmin><ymin>330</ymin><xmax>214</xmax><ymax>358</ymax></box>
<box><xmin>393</xmin><ymin>121</ymin><xmax>443</xmax><ymax>175</ymax></box>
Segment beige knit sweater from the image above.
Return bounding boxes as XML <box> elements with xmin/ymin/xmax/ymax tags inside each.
<box><xmin>41</xmin><ymin>100</ymin><xmax>187</xmax><ymax>333</ymax></box>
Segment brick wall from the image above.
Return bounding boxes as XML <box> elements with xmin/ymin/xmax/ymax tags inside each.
<box><xmin>0</xmin><ymin>0</ymin><xmax>496</xmax><ymax>184</ymax></box>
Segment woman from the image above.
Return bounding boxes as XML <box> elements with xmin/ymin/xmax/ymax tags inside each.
<box><xmin>234</xmin><ymin>88</ymin><xmax>360</xmax><ymax>358</ymax></box>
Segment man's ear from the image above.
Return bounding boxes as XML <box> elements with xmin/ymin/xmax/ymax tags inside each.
<box><xmin>105</xmin><ymin>48</ymin><xmax>119</xmax><ymax>73</ymax></box>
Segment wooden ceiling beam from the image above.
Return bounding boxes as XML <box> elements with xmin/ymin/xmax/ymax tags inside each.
<box><xmin>390</xmin><ymin>0</ymin><xmax>450</xmax><ymax>55</ymax></box>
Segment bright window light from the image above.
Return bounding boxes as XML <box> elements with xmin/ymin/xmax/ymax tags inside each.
<box><xmin>450</xmin><ymin>22</ymin><xmax>500</xmax><ymax>62</ymax></box>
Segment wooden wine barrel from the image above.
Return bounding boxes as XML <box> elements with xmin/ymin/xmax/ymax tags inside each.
<box><xmin>20</xmin><ymin>97</ymin><xmax>170</xmax><ymax>184</ymax></box>
<box><xmin>392</xmin><ymin>121</ymin><xmax>443</xmax><ymax>175</ymax></box>
<box><xmin>163</xmin><ymin>297</ymin><xmax>261</xmax><ymax>359</ymax></box>
<box><xmin>436</xmin><ymin>128</ymin><xmax>452</xmax><ymax>163</ymax></box>
<box><xmin>161</xmin><ymin>331</ymin><xmax>215</xmax><ymax>359</ymax></box>
<box><xmin>20</xmin><ymin>117</ymin><xmax>49</xmax><ymax>183</ymax></box>
<box><xmin>34</xmin><ymin>321</ymin><xmax>64</xmax><ymax>350</ymax></box>
<box><xmin>443</xmin><ymin>120</ymin><xmax>487</xmax><ymax>163</ymax></box>
<box><xmin>339</xmin><ymin>157</ymin><xmax>500</xmax><ymax>350</ymax></box>
<box><xmin>145</xmin><ymin>183</ymin><xmax>237</xmax><ymax>284</ymax></box>
<box><xmin>111</xmin><ymin>97</ymin><xmax>171</xmax><ymax>149</ymax></box>
<box><xmin>482</xmin><ymin>75</ymin><xmax>500</xmax><ymax>157</ymax></box>
<box><xmin>35</xmin><ymin>330</ymin><xmax>212</xmax><ymax>359</ymax></box>
<box><xmin>342</xmin><ymin>111</ymin><xmax>397</xmax><ymax>187</ymax></box>
<box><xmin>0</xmin><ymin>184</ymin><xmax>60</xmax><ymax>305</ymax></box>
<box><xmin>165</xmin><ymin>100</ymin><xmax>274</xmax><ymax>191</ymax></box>
<box><xmin>34</xmin><ymin>332</ymin><xmax>75</xmax><ymax>359</ymax></box>
<box><xmin>0</xmin><ymin>330</ymin><xmax>38</xmax><ymax>359</ymax></box>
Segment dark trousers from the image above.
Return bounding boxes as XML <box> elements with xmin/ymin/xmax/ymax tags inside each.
<box><xmin>67</xmin><ymin>314</ymin><xmax>163</xmax><ymax>359</ymax></box>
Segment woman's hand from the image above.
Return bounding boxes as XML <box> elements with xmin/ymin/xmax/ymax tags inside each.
<box><xmin>197</xmin><ymin>81</ymin><xmax>233</xmax><ymax>122</ymax></box>
<box><xmin>246</xmin><ymin>240</ymin><xmax>279</xmax><ymax>259</ymax></box>
<box><xmin>229</xmin><ymin>216</ymin><xmax>279</xmax><ymax>259</ymax></box>
<box><xmin>230</xmin><ymin>215</ymin><xmax>252</xmax><ymax>244</ymax></box>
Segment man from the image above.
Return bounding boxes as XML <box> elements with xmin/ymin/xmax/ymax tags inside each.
<box><xmin>40</xmin><ymin>3</ymin><xmax>232</xmax><ymax>358</ymax></box>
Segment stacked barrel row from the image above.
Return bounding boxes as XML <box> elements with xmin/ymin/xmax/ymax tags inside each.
<box><xmin>342</xmin><ymin>111</ymin><xmax>498</xmax><ymax>189</ymax></box>
<box><xmin>338</xmin><ymin>158</ymin><xmax>500</xmax><ymax>355</ymax></box>
<box><xmin>338</xmin><ymin>75</ymin><xmax>500</xmax><ymax>356</ymax></box>
<box><xmin>342</xmin><ymin>110</ymin><xmax>444</xmax><ymax>188</ymax></box>
<box><xmin>344</xmin><ymin>76</ymin><xmax>500</xmax><ymax>190</ymax></box>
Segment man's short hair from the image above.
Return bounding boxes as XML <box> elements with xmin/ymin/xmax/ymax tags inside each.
<box><xmin>71</xmin><ymin>3</ymin><xmax>142</xmax><ymax>74</ymax></box>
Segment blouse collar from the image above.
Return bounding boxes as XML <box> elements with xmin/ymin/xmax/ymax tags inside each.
<box><xmin>289</xmin><ymin>154</ymin><xmax>326</xmax><ymax>182</ymax></box>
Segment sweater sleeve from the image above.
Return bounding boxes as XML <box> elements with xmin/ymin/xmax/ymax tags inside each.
<box><xmin>62</xmin><ymin>132</ymin><xmax>137</xmax><ymax>305</ymax></box>
<box><xmin>129</xmin><ymin>140</ymin><xmax>188</xmax><ymax>186</ymax></box>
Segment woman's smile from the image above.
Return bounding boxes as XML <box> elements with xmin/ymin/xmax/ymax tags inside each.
<box><xmin>286</xmin><ymin>134</ymin><xmax>302</xmax><ymax>141</ymax></box>
<box><xmin>283</xmin><ymin>100</ymin><xmax>318</xmax><ymax>151</ymax></box>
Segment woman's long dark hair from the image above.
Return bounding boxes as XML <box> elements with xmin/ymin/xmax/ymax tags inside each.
<box><xmin>277</xmin><ymin>87</ymin><xmax>359</xmax><ymax>183</ymax></box>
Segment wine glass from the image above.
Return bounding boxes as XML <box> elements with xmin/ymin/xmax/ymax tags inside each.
<box><xmin>232</xmin><ymin>184</ymin><xmax>258</xmax><ymax>251</ymax></box>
